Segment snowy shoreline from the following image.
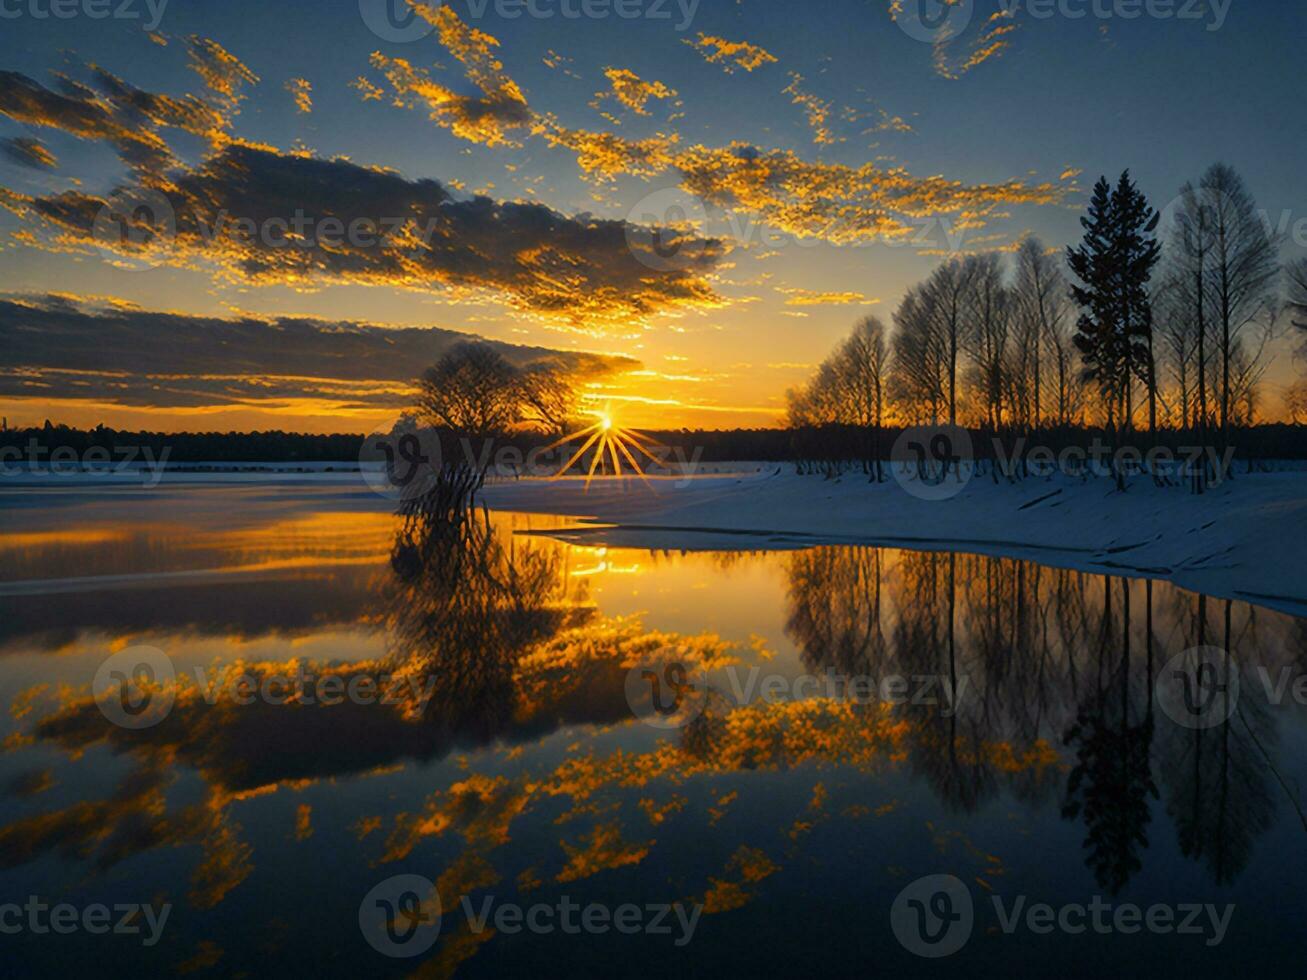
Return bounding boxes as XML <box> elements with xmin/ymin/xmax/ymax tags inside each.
<box><xmin>479</xmin><ymin>466</ymin><xmax>1307</xmax><ymax>618</ymax></box>
<box><xmin>4</xmin><ymin>462</ymin><xmax>1304</xmax><ymax>616</ymax></box>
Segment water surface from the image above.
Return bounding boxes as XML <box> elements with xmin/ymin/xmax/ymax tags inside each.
<box><xmin>1</xmin><ymin>483</ymin><xmax>1304</xmax><ymax>977</ymax></box>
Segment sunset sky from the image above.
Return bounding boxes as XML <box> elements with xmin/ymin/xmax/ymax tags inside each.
<box><xmin>1</xmin><ymin>0</ymin><xmax>1303</xmax><ymax>432</ymax></box>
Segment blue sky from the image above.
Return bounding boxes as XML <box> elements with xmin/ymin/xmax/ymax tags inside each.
<box><xmin>0</xmin><ymin>0</ymin><xmax>1302</xmax><ymax>430</ymax></box>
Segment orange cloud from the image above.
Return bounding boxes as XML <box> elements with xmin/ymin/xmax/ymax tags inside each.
<box><xmin>683</xmin><ymin>33</ymin><xmax>779</xmax><ymax>73</ymax></box>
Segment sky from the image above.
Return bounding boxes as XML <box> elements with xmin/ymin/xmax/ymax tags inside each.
<box><xmin>0</xmin><ymin>0</ymin><xmax>1303</xmax><ymax>433</ymax></box>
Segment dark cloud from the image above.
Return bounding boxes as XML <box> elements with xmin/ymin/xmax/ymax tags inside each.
<box><xmin>0</xmin><ymin>294</ymin><xmax>636</xmax><ymax>409</ymax></box>
<box><xmin>0</xmin><ymin>136</ymin><xmax>57</xmax><ymax>171</ymax></box>
<box><xmin>7</xmin><ymin>143</ymin><xmax>726</xmax><ymax>328</ymax></box>
<box><xmin>0</xmin><ymin>42</ymin><xmax>254</xmax><ymax>180</ymax></box>
<box><xmin>0</xmin><ymin>68</ymin><xmax>193</xmax><ymax>177</ymax></box>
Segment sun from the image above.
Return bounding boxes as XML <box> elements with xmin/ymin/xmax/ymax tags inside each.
<box><xmin>541</xmin><ymin>403</ymin><xmax>667</xmax><ymax>491</ymax></box>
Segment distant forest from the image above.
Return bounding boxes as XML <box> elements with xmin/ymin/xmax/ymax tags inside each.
<box><xmin>6</xmin><ymin>420</ymin><xmax>1307</xmax><ymax>466</ymax></box>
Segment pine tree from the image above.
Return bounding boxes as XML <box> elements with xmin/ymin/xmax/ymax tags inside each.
<box><xmin>1113</xmin><ymin>171</ymin><xmax>1161</xmax><ymax>441</ymax></box>
<box><xmin>1068</xmin><ymin>178</ymin><xmax>1120</xmax><ymax>424</ymax></box>
<box><xmin>1067</xmin><ymin>172</ymin><xmax>1160</xmax><ymax>489</ymax></box>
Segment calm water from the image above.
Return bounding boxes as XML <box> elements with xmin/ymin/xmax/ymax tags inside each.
<box><xmin>1</xmin><ymin>483</ymin><xmax>1305</xmax><ymax>978</ymax></box>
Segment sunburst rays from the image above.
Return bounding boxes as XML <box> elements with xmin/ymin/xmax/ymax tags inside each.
<box><xmin>541</xmin><ymin>404</ymin><xmax>667</xmax><ymax>491</ymax></box>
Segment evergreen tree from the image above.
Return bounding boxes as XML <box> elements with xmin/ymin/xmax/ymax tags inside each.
<box><xmin>1068</xmin><ymin>178</ymin><xmax>1120</xmax><ymax>424</ymax></box>
<box><xmin>1113</xmin><ymin>171</ymin><xmax>1162</xmax><ymax>438</ymax></box>
<box><xmin>1067</xmin><ymin>172</ymin><xmax>1160</xmax><ymax>488</ymax></box>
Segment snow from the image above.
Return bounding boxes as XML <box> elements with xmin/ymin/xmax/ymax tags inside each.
<box><xmin>480</xmin><ymin>465</ymin><xmax>1307</xmax><ymax>617</ymax></box>
<box><xmin>7</xmin><ymin>459</ymin><xmax>1303</xmax><ymax>616</ymax></box>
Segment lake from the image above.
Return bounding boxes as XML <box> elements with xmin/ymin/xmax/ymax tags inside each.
<box><xmin>1</xmin><ymin>481</ymin><xmax>1305</xmax><ymax>977</ymax></box>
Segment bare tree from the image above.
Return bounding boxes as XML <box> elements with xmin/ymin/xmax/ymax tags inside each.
<box><xmin>962</xmin><ymin>252</ymin><xmax>1010</xmax><ymax>430</ymax></box>
<box><xmin>1288</xmin><ymin>256</ymin><xmax>1307</xmax><ymax>345</ymax></box>
<box><xmin>891</xmin><ymin>282</ymin><xmax>948</xmax><ymax>423</ymax></box>
<box><xmin>416</xmin><ymin>342</ymin><xmax>520</xmax><ymax>437</ymax></box>
<box><xmin>1154</xmin><ymin>272</ymin><xmax>1198</xmax><ymax>428</ymax></box>
<box><xmin>1044</xmin><ymin>286</ymin><xmax>1083</xmax><ymax>426</ymax></box>
<box><xmin>786</xmin><ymin>360</ymin><xmax>841</xmax><ymax>427</ymax></box>
<box><xmin>1200</xmin><ymin>164</ymin><xmax>1280</xmax><ymax>456</ymax></box>
<box><xmin>1011</xmin><ymin>237</ymin><xmax>1069</xmax><ymax>428</ymax></box>
<box><xmin>1285</xmin><ymin>378</ymin><xmax>1307</xmax><ymax>426</ymax></box>
<box><xmin>518</xmin><ymin>360</ymin><xmax>580</xmax><ymax>435</ymax></box>
<box><xmin>924</xmin><ymin>257</ymin><xmax>977</xmax><ymax>426</ymax></box>
<box><xmin>787</xmin><ymin>315</ymin><xmax>893</xmax><ymax>478</ymax></box>
<box><xmin>837</xmin><ymin>315</ymin><xmax>892</xmax><ymax>479</ymax></box>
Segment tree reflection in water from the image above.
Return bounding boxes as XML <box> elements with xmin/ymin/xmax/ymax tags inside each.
<box><xmin>384</xmin><ymin>488</ymin><xmax>582</xmax><ymax>735</ymax></box>
<box><xmin>783</xmin><ymin>545</ymin><xmax>1302</xmax><ymax>891</ymax></box>
<box><xmin>4</xmin><ymin>519</ymin><xmax>1306</xmax><ymax>958</ymax></box>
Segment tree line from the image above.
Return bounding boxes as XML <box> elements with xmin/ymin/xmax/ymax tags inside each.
<box><xmin>787</xmin><ymin>164</ymin><xmax>1307</xmax><ymax>490</ymax></box>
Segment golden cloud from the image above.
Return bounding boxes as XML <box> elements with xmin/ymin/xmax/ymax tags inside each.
<box><xmin>783</xmin><ymin>72</ymin><xmax>836</xmax><ymax>146</ymax></box>
<box><xmin>683</xmin><ymin>33</ymin><xmax>779</xmax><ymax>73</ymax></box>
<box><xmin>593</xmin><ymin>67</ymin><xmax>677</xmax><ymax>117</ymax></box>
<box><xmin>776</xmin><ymin>287</ymin><xmax>877</xmax><ymax>306</ymax></box>
<box><xmin>4</xmin><ymin>143</ymin><xmax>725</xmax><ymax>330</ymax></box>
<box><xmin>285</xmin><ymin>77</ymin><xmax>312</xmax><ymax>114</ymax></box>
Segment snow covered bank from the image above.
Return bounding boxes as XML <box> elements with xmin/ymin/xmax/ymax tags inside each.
<box><xmin>480</xmin><ymin>466</ymin><xmax>1307</xmax><ymax>617</ymax></box>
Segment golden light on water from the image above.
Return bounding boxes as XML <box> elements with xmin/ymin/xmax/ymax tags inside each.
<box><xmin>544</xmin><ymin>404</ymin><xmax>667</xmax><ymax>491</ymax></box>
